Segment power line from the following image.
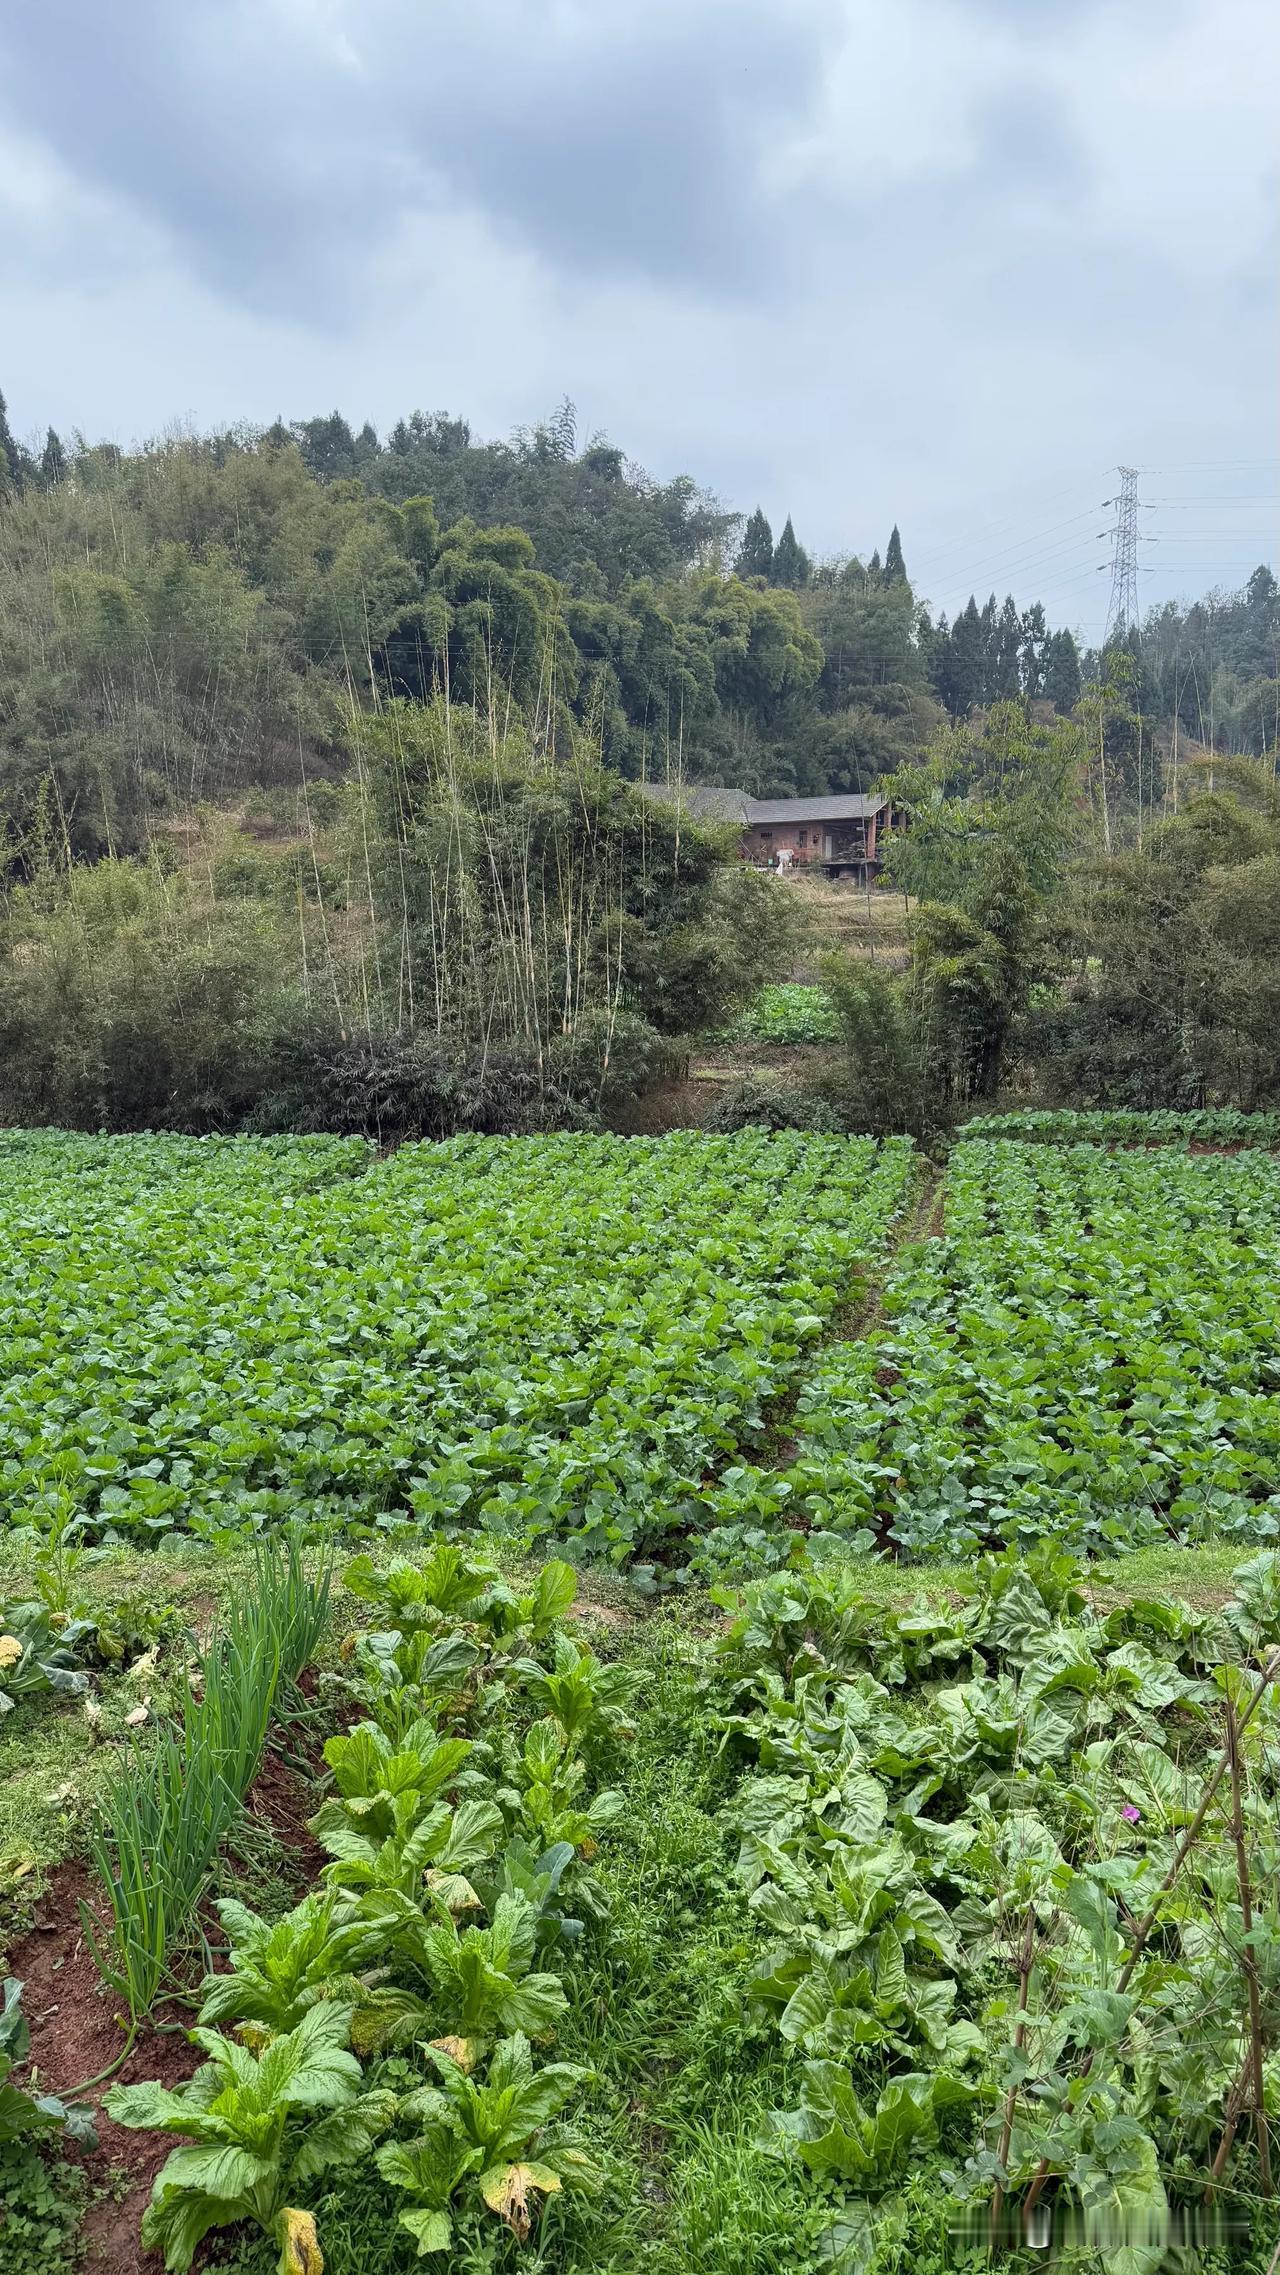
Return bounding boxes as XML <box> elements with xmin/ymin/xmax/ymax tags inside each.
<box><xmin>908</xmin><ymin>502</ymin><xmax>1095</xmax><ymax>585</ymax></box>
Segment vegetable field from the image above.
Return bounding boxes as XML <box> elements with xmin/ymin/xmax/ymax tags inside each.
<box><xmin>10</xmin><ymin>1529</ymin><xmax>1280</xmax><ymax>2275</ymax></box>
<box><xmin>0</xmin><ymin>1128</ymin><xmax>916</xmax><ymax>1562</ymax></box>
<box><xmin>791</xmin><ymin>1140</ymin><xmax>1280</xmax><ymax>1557</ymax></box>
<box><xmin>8</xmin><ymin>1119</ymin><xmax>1280</xmax><ymax>2274</ymax></box>
<box><xmin>963</xmin><ymin>1108</ymin><xmax>1280</xmax><ymax>1148</ymax></box>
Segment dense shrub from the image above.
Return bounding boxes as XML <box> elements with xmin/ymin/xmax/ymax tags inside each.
<box><xmin>0</xmin><ymin>861</ymin><xmax>293</xmax><ymax>1131</ymax></box>
<box><xmin>703</xmin><ymin>1073</ymin><xmax>842</xmax><ymax>1134</ymax></box>
<box><xmin>248</xmin><ymin>1020</ymin><xmax>596</xmax><ymax>1143</ymax></box>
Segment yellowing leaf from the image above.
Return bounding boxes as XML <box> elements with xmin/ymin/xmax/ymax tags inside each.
<box><xmin>429</xmin><ymin>2034</ymin><xmax>476</xmax><ymax>2073</ymax></box>
<box><xmin>424</xmin><ymin>1869</ymin><xmax>481</xmax><ymax>1914</ymax></box>
<box><xmin>278</xmin><ymin>2206</ymin><xmax>324</xmax><ymax>2275</ymax></box>
<box><xmin>479</xmin><ymin>2161</ymin><xmax>561</xmax><ymax>2239</ymax></box>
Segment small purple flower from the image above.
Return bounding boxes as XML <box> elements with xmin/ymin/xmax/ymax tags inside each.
<box><xmin>1121</xmin><ymin>1804</ymin><xmax>1141</xmax><ymax>1823</ymax></box>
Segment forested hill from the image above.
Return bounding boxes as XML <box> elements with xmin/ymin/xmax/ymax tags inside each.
<box><xmin>0</xmin><ymin>387</ymin><xmax>1275</xmax><ymax>857</ymax></box>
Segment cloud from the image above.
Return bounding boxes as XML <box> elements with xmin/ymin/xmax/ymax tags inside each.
<box><xmin>0</xmin><ymin>0</ymin><xmax>1274</xmax><ymax>643</ymax></box>
<box><xmin>0</xmin><ymin>0</ymin><xmax>833</xmax><ymax>306</ymax></box>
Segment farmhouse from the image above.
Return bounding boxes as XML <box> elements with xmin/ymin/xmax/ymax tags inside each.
<box><xmin>641</xmin><ymin>783</ymin><xmax>894</xmax><ymax>882</ymax></box>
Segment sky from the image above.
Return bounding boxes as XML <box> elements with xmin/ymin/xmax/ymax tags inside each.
<box><xmin>1</xmin><ymin>0</ymin><xmax>1276</xmax><ymax>643</ymax></box>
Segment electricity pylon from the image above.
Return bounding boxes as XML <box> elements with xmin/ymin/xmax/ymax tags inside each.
<box><xmin>1101</xmin><ymin>466</ymin><xmax>1142</xmax><ymax>647</ymax></box>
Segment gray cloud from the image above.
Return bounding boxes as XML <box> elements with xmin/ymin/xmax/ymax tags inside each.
<box><xmin>0</xmin><ymin>0</ymin><xmax>833</xmax><ymax>307</ymax></box>
<box><xmin>0</xmin><ymin>0</ymin><xmax>1274</xmax><ymax>644</ymax></box>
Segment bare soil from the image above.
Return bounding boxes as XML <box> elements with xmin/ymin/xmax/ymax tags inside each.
<box><xmin>8</xmin><ymin>1865</ymin><xmax>199</xmax><ymax>2272</ymax></box>
<box><xmin>6</xmin><ymin>1739</ymin><xmax>326</xmax><ymax>2271</ymax></box>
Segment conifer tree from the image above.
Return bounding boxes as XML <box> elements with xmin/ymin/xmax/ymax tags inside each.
<box><xmin>1044</xmin><ymin>628</ymin><xmax>1082</xmax><ymax>713</ymax></box>
<box><xmin>737</xmin><ymin>506</ymin><xmax>774</xmax><ymax>579</ymax></box>
<box><xmin>770</xmin><ymin>515</ymin><xmax>811</xmax><ymax>588</ymax></box>
<box><xmin>40</xmin><ymin>427</ymin><xmax>67</xmax><ymax>488</ymax></box>
<box><xmin>884</xmin><ymin>525</ymin><xmax>907</xmax><ymax>581</ymax></box>
<box><xmin>0</xmin><ymin>387</ymin><xmax>22</xmax><ymax>493</ymax></box>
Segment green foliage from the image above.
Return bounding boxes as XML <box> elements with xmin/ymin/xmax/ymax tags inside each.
<box><xmin>785</xmin><ymin>1137</ymin><xmax>1280</xmax><ymax>1558</ymax></box>
<box><xmin>964</xmin><ymin>1107</ymin><xmax>1280</xmax><ymax>1147</ymax></box>
<box><xmin>882</xmin><ymin>703</ymin><xmax>1085</xmax><ymax>1108</ymax></box>
<box><xmin>90</xmin><ymin>1539</ymin><xmax>624</xmax><ymax>2267</ymax></box>
<box><xmin>726</xmin><ymin>984</ymin><xmax>842</xmax><ymax>1044</ymax></box>
<box><xmin>0</xmin><ymin>719</ymin><xmax>789</xmax><ymax>1133</ymax></box>
<box><xmin>737</xmin><ymin>508</ymin><xmax>774</xmax><ymax>581</ymax></box>
<box><xmin>501</xmin><ymin>1720</ymin><xmax>627</xmax><ymax>1859</ymax></box>
<box><xmin>195</xmin><ymin>1891</ymin><xmax>396</xmax><ymax>2042</ymax></box>
<box><xmin>0</xmin><ymin>1604</ymin><xmax>90</xmax><ymax>1715</ymax></box>
<box><xmin>509</xmin><ymin>1634</ymin><xmax>641</xmax><ymax>1756</ymax></box>
<box><xmin>0</xmin><ymin>1126</ymin><xmax>916</xmax><ymax>1559</ymax></box>
<box><xmin>820</xmin><ymin>962</ymin><xmax>936</xmax><ymax>1139</ymax></box>
<box><xmin>0</xmin><ymin>858</ymin><xmax>301</xmax><ymax>1131</ymax></box>
<box><xmin>87</xmin><ymin>1532</ymin><xmax>332</xmax><ymax>2019</ymax></box>
<box><xmin>378</xmin><ymin>2033</ymin><xmax>595</xmax><ymax>2254</ymax></box>
<box><xmin>397</xmin><ymin>1895</ymin><xmax>570</xmax><ymax>2064</ymax></box>
<box><xmin>1030</xmin><ymin>763</ymin><xmax>1280</xmax><ymax>1110</ymax></box>
<box><xmin>763</xmin><ymin>2064</ymin><xmax>970</xmax><ymax>2186</ymax></box>
<box><xmin>0</xmin><ymin>2143</ymin><xmax>85</xmax><ymax>2275</ymax></box>
<box><xmin>705</xmin><ymin>1543</ymin><xmax>1280</xmax><ymax>2256</ymax></box>
<box><xmin>106</xmin><ymin>2002</ymin><xmax>393</xmax><ymax>2273</ymax></box>
<box><xmin>703</xmin><ymin>1074</ymin><xmax>843</xmax><ymax>1133</ymax></box>
<box><xmin>929</xmin><ymin>588</ymin><xmax>1080</xmax><ymax>716</ymax></box>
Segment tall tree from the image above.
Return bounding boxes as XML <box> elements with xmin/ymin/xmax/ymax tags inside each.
<box><xmin>940</xmin><ymin>597</ymin><xmax>985</xmax><ymax>715</ymax></box>
<box><xmin>886</xmin><ymin>703</ymin><xmax>1085</xmax><ymax>1099</ymax></box>
<box><xmin>39</xmin><ymin>427</ymin><xmax>67</xmax><ymax>489</ymax></box>
<box><xmin>1020</xmin><ymin>602</ymin><xmax>1048</xmax><ymax>699</ymax></box>
<box><xmin>770</xmin><ymin>515</ymin><xmax>811</xmax><ymax>588</ymax></box>
<box><xmin>992</xmin><ymin>595</ymin><xmax>1023</xmax><ymax>698</ymax></box>
<box><xmin>884</xmin><ymin>524</ymin><xmax>907</xmax><ymax>582</ymax></box>
<box><xmin>293</xmin><ymin>412</ymin><xmax>358</xmax><ymax>483</ymax></box>
<box><xmin>0</xmin><ymin>388</ymin><xmax>22</xmax><ymax>493</ymax></box>
<box><xmin>737</xmin><ymin>507</ymin><xmax>774</xmax><ymax>580</ymax></box>
<box><xmin>1044</xmin><ymin>628</ymin><xmax>1082</xmax><ymax>714</ymax></box>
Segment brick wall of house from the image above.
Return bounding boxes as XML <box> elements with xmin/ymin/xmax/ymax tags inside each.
<box><xmin>742</xmin><ymin>823</ymin><xmax>826</xmax><ymax>865</ymax></box>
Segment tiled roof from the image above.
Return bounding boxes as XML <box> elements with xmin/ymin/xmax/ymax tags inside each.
<box><xmin>638</xmin><ymin>783</ymin><xmax>887</xmax><ymax>824</ymax></box>
<box><xmin>745</xmin><ymin>794</ymin><xmax>888</xmax><ymax>824</ymax></box>
<box><xmin>637</xmin><ymin>782</ymin><xmax>753</xmax><ymax>821</ymax></box>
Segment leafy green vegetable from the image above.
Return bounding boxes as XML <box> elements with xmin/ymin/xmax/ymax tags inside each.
<box><xmin>105</xmin><ymin>2002</ymin><xmax>393</xmax><ymax>2273</ymax></box>
<box><xmin>378</xmin><ymin>2032</ymin><xmax>595</xmax><ymax>2252</ymax></box>
<box><xmin>510</xmin><ymin>1631</ymin><xmax>641</xmax><ymax>1755</ymax></box>
<box><xmin>0</xmin><ymin>1127</ymin><xmax>917</xmax><ymax>1560</ymax></box>
<box><xmin>0</xmin><ymin>1604</ymin><xmax>90</xmax><ymax>1715</ymax></box>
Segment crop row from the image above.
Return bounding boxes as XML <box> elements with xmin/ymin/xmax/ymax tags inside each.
<box><xmin>77</xmin><ymin>1539</ymin><xmax>631</xmax><ymax>2268</ymax></box>
<box><xmin>962</xmin><ymin>1107</ymin><xmax>1280</xmax><ymax>1148</ymax></box>
<box><xmin>0</xmin><ymin>1129</ymin><xmax>918</xmax><ymax>1558</ymax></box>
<box><xmin>788</xmin><ymin>1139</ymin><xmax>1280</xmax><ymax>1557</ymax></box>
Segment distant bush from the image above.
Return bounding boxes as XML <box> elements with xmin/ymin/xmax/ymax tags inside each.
<box><xmin>725</xmin><ymin>983</ymin><xmax>841</xmax><ymax>1044</ymax></box>
<box><xmin>0</xmin><ymin>860</ymin><xmax>293</xmax><ymax>1132</ymax></box>
<box><xmin>703</xmin><ymin>1074</ymin><xmax>842</xmax><ymax>1134</ymax></box>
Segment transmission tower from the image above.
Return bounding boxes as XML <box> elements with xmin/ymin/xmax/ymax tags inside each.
<box><xmin>1101</xmin><ymin>465</ymin><xmax>1142</xmax><ymax>647</ymax></box>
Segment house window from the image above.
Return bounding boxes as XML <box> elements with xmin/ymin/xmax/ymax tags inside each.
<box><xmin>798</xmin><ymin>831</ymin><xmax>807</xmax><ymax>847</ymax></box>
<box><xmin>759</xmin><ymin>829</ymin><xmax>773</xmax><ymax>840</ymax></box>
